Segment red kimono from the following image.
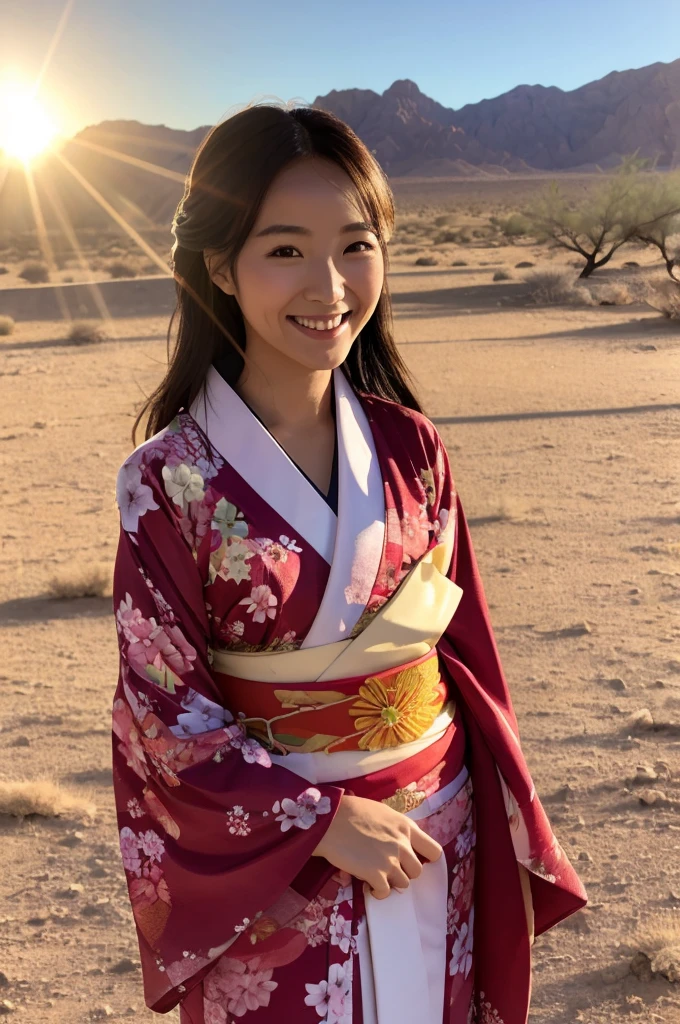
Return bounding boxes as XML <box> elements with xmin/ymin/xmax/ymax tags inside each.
<box><xmin>111</xmin><ymin>365</ymin><xmax>587</xmax><ymax>1024</ymax></box>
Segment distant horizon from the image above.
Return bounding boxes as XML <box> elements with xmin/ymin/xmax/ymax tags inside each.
<box><xmin>2</xmin><ymin>0</ymin><xmax>678</xmax><ymax>140</ymax></box>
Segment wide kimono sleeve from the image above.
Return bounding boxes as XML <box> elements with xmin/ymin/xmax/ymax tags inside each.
<box><xmin>430</xmin><ymin>430</ymin><xmax>587</xmax><ymax>939</ymax></box>
<box><xmin>111</xmin><ymin>453</ymin><xmax>344</xmax><ymax>1013</ymax></box>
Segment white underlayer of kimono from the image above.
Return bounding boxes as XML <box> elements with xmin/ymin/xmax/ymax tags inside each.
<box><xmin>190</xmin><ymin>366</ymin><xmax>470</xmax><ymax>1024</ymax></box>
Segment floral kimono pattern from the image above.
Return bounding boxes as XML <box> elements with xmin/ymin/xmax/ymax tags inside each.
<box><xmin>111</xmin><ymin>366</ymin><xmax>586</xmax><ymax>1024</ymax></box>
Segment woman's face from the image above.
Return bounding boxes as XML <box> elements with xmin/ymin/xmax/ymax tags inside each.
<box><xmin>205</xmin><ymin>157</ymin><xmax>386</xmax><ymax>373</ymax></box>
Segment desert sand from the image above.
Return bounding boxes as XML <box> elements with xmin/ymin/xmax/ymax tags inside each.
<box><xmin>1</xmin><ymin>194</ymin><xmax>680</xmax><ymax>1022</ymax></box>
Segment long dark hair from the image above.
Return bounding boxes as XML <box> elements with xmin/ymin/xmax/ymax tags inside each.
<box><xmin>133</xmin><ymin>100</ymin><xmax>424</xmax><ymax>444</ymax></box>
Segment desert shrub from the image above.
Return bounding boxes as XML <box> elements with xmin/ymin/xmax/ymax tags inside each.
<box><xmin>63</xmin><ymin>276</ymin><xmax>74</xmax><ymax>283</ymax></box>
<box><xmin>457</xmin><ymin>232</ymin><xmax>471</xmax><ymax>244</ymax></box>
<box><xmin>47</xmin><ymin>562</ymin><xmax>111</xmax><ymax>598</ymax></box>
<box><xmin>0</xmin><ymin>316</ymin><xmax>15</xmax><ymax>335</ymax></box>
<box><xmin>451</xmin><ymin>259</ymin><xmax>468</xmax><ymax>267</ymax></box>
<box><xmin>107</xmin><ymin>259</ymin><xmax>138</xmax><ymax>279</ymax></box>
<box><xmin>588</xmin><ymin>282</ymin><xmax>634</xmax><ymax>306</ymax></box>
<box><xmin>433</xmin><ymin>230</ymin><xmax>460</xmax><ymax>245</ymax></box>
<box><xmin>19</xmin><ymin>260</ymin><xmax>49</xmax><ymax>284</ymax></box>
<box><xmin>493</xmin><ymin>269</ymin><xmax>512</xmax><ymax>282</ymax></box>
<box><xmin>524</xmin><ymin>270</ymin><xmax>593</xmax><ymax>306</ymax></box>
<box><xmin>415</xmin><ymin>256</ymin><xmax>438</xmax><ymax>266</ymax></box>
<box><xmin>623</xmin><ymin>261</ymin><xmax>640</xmax><ymax>268</ymax></box>
<box><xmin>434</xmin><ymin>213</ymin><xmax>456</xmax><ymax>227</ymax></box>
<box><xmin>636</xmin><ymin>278</ymin><xmax>680</xmax><ymax>319</ymax></box>
<box><xmin>499</xmin><ymin>213</ymin><xmax>531</xmax><ymax>237</ymax></box>
<box><xmin>403</xmin><ymin>247</ymin><xmax>420</xmax><ymax>255</ymax></box>
<box><xmin>0</xmin><ymin>265</ymin><xmax>9</xmax><ymax>275</ymax></box>
<box><xmin>66</xmin><ymin>320</ymin><xmax>107</xmax><ymax>345</ymax></box>
<box><xmin>0</xmin><ymin>779</ymin><xmax>95</xmax><ymax>820</ymax></box>
<box><xmin>515</xmin><ymin>261</ymin><xmax>535</xmax><ymax>268</ymax></box>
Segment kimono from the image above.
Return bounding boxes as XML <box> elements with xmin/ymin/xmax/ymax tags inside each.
<box><xmin>111</xmin><ymin>364</ymin><xmax>587</xmax><ymax>1024</ymax></box>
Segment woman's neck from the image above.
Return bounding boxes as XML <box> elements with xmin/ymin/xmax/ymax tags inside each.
<box><xmin>235</xmin><ymin>352</ymin><xmax>334</xmax><ymax>434</ymax></box>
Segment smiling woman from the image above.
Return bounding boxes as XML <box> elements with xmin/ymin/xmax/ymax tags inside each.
<box><xmin>111</xmin><ymin>100</ymin><xmax>587</xmax><ymax>1024</ymax></box>
<box><xmin>0</xmin><ymin>81</ymin><xmax>59</xmax><ymax>164</ymax></box>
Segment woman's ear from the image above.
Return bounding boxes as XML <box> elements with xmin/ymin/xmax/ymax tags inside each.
<box><xmin>204</xmin><ymin>249</ymin><xmax>235</xmax><ymax>295</ymax></box>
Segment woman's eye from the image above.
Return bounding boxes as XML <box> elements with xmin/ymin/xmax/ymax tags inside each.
<box><xmin>268</xmin><ymin>241</ymin><xmax>374</xmax><ymax>258</ymax></box>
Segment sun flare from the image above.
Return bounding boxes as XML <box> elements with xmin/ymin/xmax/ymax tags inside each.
<box><xmin>0</xmin><ymin>82</ymin><xmax>59</xmax><ymax>165</ymax></box>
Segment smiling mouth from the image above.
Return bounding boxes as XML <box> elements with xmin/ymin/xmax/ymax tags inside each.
<box><xmin>287</xmin><ymin>310</ymin><xmax>353</xmax><ymax>328</ymax></box>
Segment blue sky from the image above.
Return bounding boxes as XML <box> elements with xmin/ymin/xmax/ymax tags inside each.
<box><xmin>2</xmin><ymin>0</ymin><xmax>679</xmax><ymax>138</ymax></box>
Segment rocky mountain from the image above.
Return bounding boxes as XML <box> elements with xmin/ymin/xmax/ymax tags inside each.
<box><xmin>312</xmin><ymin>59</ymin><xmax>680</xmax><ymax>175</ymax></box>
<box><xmin>1</xmin><ymin>58</ymin><xmax>679</xmax><ymax>236</ymax></box>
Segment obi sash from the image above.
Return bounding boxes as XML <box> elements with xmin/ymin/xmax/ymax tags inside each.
<box><xmin>209</xmin><ymin>534</ymin><xmax>464</xmax><ymax>782</ymax></box>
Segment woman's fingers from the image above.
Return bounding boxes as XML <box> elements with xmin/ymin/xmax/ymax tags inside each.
<box><xmin>365</xmin><ymin>876</ymin><xmax>392</xmax><ymax>900</ymax></box>
<box><xmin>399</xmin><ymin>844</ymin><xmax>424</xmax><ymax>880</ymax></box>
<box><xmin>409</xmin><ymin>823</ymin><xmax>444</xmax><ymax>863</ymax></box>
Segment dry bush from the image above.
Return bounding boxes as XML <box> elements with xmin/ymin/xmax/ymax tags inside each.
<box><xmin>627</xmin><ymin>911</ymin><xmax>680</xmax><ymax>983</ymax></box>
<box><xmin>67</xmin><ymin>320</ymin><xmax>107</xmax><ymax>345</ymax></box>
<box><xmin>634</xmin><ymin>278</ymin><xmax>680</xmax><ymax>319</ymax></box>
<box><xmin>0</xmin><ymin>265</ymin><xmax>9</xmax><ymax>275</ymax></box>
<box><xmin>524</xmin><ymin>270</ymin><xmax>593</xmax><ymax>306</ymax></box>
<box><xmin>493</xmin><ymin>269</ymin><xmax>512</xmax><ymax>282</ymax></box>
<box><xmin>588</xmin><ymin>281</ymin><xmax>635</xmax><ymax>306</ymax></box>
<box><xmin>499</xmin><ymin>213</ymin><xmax>532</xmax><ymax>238</ymax></box>
<box><xmin>415</xmin><ymin>256</ymin><xmax>438</xmax><ymax>266</ymax></box>
<box><xmin>0</xmin><ymin>779</ymin><xmax>95</xmax><ymax>821</ymax></box>
<box><xmin>18</xmin><ymin>260</ymin><xmax>49</xmax><ymax>284</ymax></box>
<box><xmin>0</xmin><ymin>315</ymin><xmax>15</xmax><ymax>335</ymax></box>
<box><xmin>47</xmin><ymin>562</ymin><xmax>112</xmax><ymax>599</ymax></box>
<box><xmin>451</xmin><ymin>259</ymin><xmax>468</xmax><ymax>267</ymax></box>
<box><xmin>107</xmin><ymin>259</ymin><xmax>139</xmax><ymax>279</ymax></box>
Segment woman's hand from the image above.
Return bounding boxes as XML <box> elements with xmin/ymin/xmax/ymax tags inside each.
<box><xmin>312</xmin><ymin>794</ymin><xmax>443</xmax><ymax>900</ymax></box>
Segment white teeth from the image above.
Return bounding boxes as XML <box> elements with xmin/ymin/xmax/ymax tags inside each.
<box><xmin>292</xmin><ymin>313</ymin><xmax>344</xmax><ymax>330</ymax></box>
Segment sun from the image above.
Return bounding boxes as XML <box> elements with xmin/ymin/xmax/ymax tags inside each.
<box><xmin>0</xmin><ymin>82</ymin><xmax>59</xmax><ymax>165</ymax></box>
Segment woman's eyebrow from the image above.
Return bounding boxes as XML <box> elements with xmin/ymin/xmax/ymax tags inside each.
<box><xmin>255</xmin><ymin>220</ymin><xmax>376</xmax><ymax>238</ymax></box>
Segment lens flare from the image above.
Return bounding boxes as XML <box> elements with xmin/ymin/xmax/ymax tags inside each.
<box><xmin>0</xmin><ymin>81</ymin><xmax>58</xmax><ymax>164</ymax></box>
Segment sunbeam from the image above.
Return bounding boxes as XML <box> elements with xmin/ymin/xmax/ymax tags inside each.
<box><xmin>23</xmin><ymin>165</ymin><xmax>71</xmax><ymax>321</ymax></box>
<box><xmin>52</xmin><ymin>149</ymin><xmax>174</xmax><ymax>276</ymax></box>
<box><xmin>71</xmin><ymin>137</ymin><xmax>187</xmax><ymax>183</ymax></box>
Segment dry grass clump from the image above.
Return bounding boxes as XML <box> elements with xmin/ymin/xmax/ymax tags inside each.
<box><xmin>0</xmin><ymin>315</ymin><xmax>15</xmax><ymax>336</ymax></box>
<box><xmin>47</xmin><ymin>562</ymin><xmax>112</xmax><ymax>599</ymax></box>
<box><xmin>67</xmin><ymin>320</ymin><xmax>107</xmax><ymax>345</ymax></box>
<box><xmin>638</xmin><ymin>278</ymin><xmax>680</xmax><ymax>319</ymax></box>
<box><xmin>628</xmin><ymin>911</ymin><xmax>680</xmax><ymax>983</ymax></box>
<box><xmin>107</xmin><ymin>259</ymin><xmax>139</xmax><ymax>279</ymax></box>
<box><xmin>18</xmin><ymin>260</ymin><xmax>49</xmax><ymax>284</ymax></box>
<box><xmin>0</xmin><ymin>779</ymin><xmax>96</xmax><ymax>820</ymax></box>
<box><xmin>415</xmin><ymin>256</ymin><xmax>438</xmax><ymax>266</ymax></box>
<box><xmin>524</xmin><ymin>270</ymin><xmax>593</xmax><ymax>306</ymax></box>
<box><xmin>493</xmin><ymin>269</ymin><xmax>512</xmax><ymax>282</ymax></box>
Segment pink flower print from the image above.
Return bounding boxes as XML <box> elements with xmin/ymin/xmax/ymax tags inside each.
<box><xmin>329</xmin><ymin>909</ymin><xmax>352</xmax><ymax>954</ymax></box>
<box><xmin>203</xmin><ymin>1000</ymin><xmax>227</xmax><ymax>1024</ymax></box>
<box><xmin>226</xmin><ymin>726</ymin><xmax>272</xmax><ymax>767</ymax></box>
<box><xmin>226</xmin><ymin>805</ymin><xmax>251</xmax><ymax>837</ymax></box>
<box><xmin>238</xmin><ymin>584</ymin><xmax>278</xmax><ymax>624</ymax></box>
<box><xmin>305</xmin><ymin>961</ymin><xmax>352</xmax><ymax>1022</ymax></box>
<box><xmin>112</xmin><ymin>698</ymin><xmax>149</xmax><ymax>783</ymax></box>
<box><xmin>455</xmin><ymin>824</ymin><xmax>476</xmax><ymax>860</ymax></box>
<box><xmin>273</xmin><ymin>787</ymin><xmax>332</xmax><ymax>832</ymax></box>
<box><xmin>116</xmin><ymin>463</ymin><xmax>160</xmax><ymax>533</ymax></box>
<box><xmin>251</xmin><ymin>537</ymin><xmax>289</xmax><ymax>571</ymax></box>
<box><xmin>119</xmin><ymin>826</ymin><xmax>142</xmax><ymax>876</ymax></box>
<box><xmin>127</xmin><ymin>797</ymin><xmax>144</xmax><ymax>819</ymax></box>
<box><xmin>449</xmin><ymin>906</ymin><xmax>474</xmax><ymax>979</ymax></box>
<box><xmin>129</xmin><ymin>860</ymin><xmax>171</xmax><ymax>911</ymax></box>
<box><xmin>116</xmin><ymin>594</ymin><xmax>196</xmax><ymax>689</ymax></box>
<box><xmin>161</xmin><ymin>462</ymin><xmax>205</xmax><ymax>512</ymax></box>
<box><xmin>294</xmin><ymin>899</ymin><xmax>330</xmax><ymax>947</ymax></box>
<box><xmin>168</xmin><ymin>688</ymin><xmax>233</xmax><ymax>738</ymax></box>
<box><xmin>138</xmin><ymin>829</ymin><xmax>165</xmax><ymax>863</ymax></box>
<box><xmin>205</xmin><ymin>957</ymin><xmax>277</xmax><ymax>1017</ymax></box>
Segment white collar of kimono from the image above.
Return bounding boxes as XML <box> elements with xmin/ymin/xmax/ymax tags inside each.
<box><xmin>189</xmin><ymin>365</ymin><xmax>386</xmax><ymax>647</ymax></box>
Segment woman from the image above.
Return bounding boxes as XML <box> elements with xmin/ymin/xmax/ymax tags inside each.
<box><xmin>111</xmin><ymin>102</ymin><xmax>587</xmax><ymax>1024</ymax></box>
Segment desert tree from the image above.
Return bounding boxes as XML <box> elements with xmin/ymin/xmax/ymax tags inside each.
<box><xmin>630</xmin><ymin>173</ymin><xmax>680</xmax><ymax>281</ymax></box>
<box><xmin>523</xmin><ymin>153</ymin><xmax>680</xmax><ymax>278</ymax></box>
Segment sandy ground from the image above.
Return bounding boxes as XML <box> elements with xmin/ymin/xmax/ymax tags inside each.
<box><xmin>1</xmin><ymin>241</ymin><xmax>680</xmax><ymax>1022</ymax></box>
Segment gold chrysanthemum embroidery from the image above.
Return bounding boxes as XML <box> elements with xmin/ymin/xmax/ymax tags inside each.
<box><xmin>349</xmin><ymin>656</ymin><xmax>444</xmax><ymax>750</ymax></box>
